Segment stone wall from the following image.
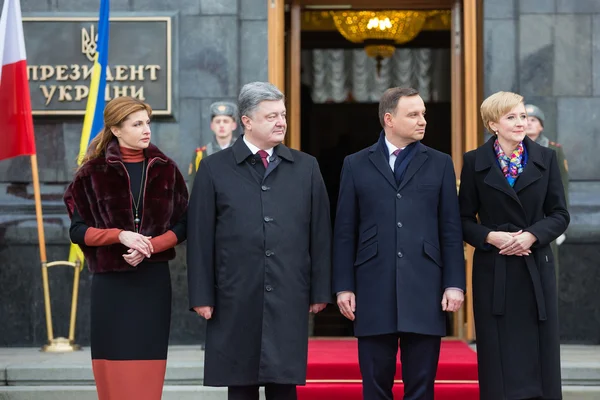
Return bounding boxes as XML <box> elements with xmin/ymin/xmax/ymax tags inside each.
<box><xmin>1</xmin><ymin>0</ymin><xmax>598</xmax><ymax>346</ymax></box>
<box><xmin>0</xmin><ymin>0</ymin><xmax>267</xmax><ymax>346</ymax></box>
<box><xmin>484</xmin><ymin>0</ymin><xmax>600</xmax><ymax>343</ymax></box>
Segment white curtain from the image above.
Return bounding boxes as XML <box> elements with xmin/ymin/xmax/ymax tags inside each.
<box><xmin>304</xmin><ymin>48</ymin><xmax>450</xmax><ymax>103</ymax></box>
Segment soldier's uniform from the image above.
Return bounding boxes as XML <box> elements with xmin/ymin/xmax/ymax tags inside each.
<box><xmin>188</xmin><ymin>102</ymin><xmax>238</xmax><ymax>187</ymax></box>
<box><xmin>526</xmin><ymin>104</ymin><xmax>569</xmax><ymax>282</ymax></box>
<box><xmin>535</xmin><ymin>134</ymin><xmax>569</xmax><ymax>206</ymax></box>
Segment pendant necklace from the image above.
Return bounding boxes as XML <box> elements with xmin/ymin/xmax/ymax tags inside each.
<box><xmin>132</xmin><ymin>159</ymin><xmax>146</xmax><ymax>233</ymax></box>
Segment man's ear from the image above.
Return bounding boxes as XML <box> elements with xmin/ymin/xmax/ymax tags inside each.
<box><xmin>241</xmin><ymin>115</ymin><xmax>251</xmax><ymax>131</ymax></box>
<box><xmin>384</xmin><ymin>112</ymin><xmax>394</xmax><ymax>128</ymax></box>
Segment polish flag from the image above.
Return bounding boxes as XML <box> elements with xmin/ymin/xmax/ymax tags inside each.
<box><xmin>0</xmin><ymin>0</ymin><xmax>35</xmax><ymax>161</ymax></box>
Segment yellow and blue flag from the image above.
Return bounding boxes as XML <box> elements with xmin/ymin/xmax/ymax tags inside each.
<box><xmin>77</xmin><ymin>0</ymin><xmax>110</xmax><ymax>164</ymax></box>
<box><xmin>69</xmin><ymin>0</ymin><xmax>110</xmax><ymax>267</ymax></box>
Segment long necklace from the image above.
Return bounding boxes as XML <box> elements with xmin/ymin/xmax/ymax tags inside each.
<box><xmin>132</xmin><ymin>159</ymin><xmax>146</xmax><ymax>233</ymax></box>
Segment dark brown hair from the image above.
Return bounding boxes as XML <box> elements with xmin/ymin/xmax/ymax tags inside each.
<box><xmin>378</xmin><ymin>87</ymin><xmax>420</xmax><ymax>128</ymax></box>
<box><xmin>80</xmin><ymin>96</ymin><xmax>152</xmax><ymax>166</ymax></box>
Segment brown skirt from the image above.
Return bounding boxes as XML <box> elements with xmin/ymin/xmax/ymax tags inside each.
<box><xmin>93</xmin><ymin>360</ymin><xmax>167</xmax><ymax>400</ymax></box>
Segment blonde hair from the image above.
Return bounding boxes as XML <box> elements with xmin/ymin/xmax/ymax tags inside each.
<box><xmin>480</xmin><ymin>91</ymin><xmax>524</xmax><ymax>133</ymax></box>
<box><xmin>80</xmin><ymin>96</ymin><xmax>152</xmax><ymax>166</ymax></box>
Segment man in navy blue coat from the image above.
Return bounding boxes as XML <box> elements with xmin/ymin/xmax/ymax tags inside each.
<box><xmin>333</xmin><ymin>87</ymin><xmax>466</xmax><ymax>400</ymax></box>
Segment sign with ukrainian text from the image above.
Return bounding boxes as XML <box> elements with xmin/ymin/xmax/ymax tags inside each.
<box><xmin>23</xmin><ymin>16</ymin><xmax>172</xmax><ymax>116</ymax></box>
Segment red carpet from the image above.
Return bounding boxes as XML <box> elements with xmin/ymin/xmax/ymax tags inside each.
<box><xmin>299</xmin><ymin>339</ymin><xmax>479</xmax><ymax>399</ymax></box>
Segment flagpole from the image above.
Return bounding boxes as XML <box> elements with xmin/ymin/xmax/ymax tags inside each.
<box><xmin>29</xmin><ymin>154</ymin><xmax>54</xmax><ymax>341</ymax></box>
<box><xmin>1</xmin><ymin>0</ymin><xmax>80</xmax><ymax>351</ymax></box>
<box><xmin>30</xmin><ymin>154</ymin><xmax>82</xmax><ymax>352</ymax></box>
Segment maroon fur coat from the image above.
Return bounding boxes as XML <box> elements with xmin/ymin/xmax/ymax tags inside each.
<box><xmin>64</xmin><ymin>140</ymin><xmax>188</xmax><ymax>273</ymax></box>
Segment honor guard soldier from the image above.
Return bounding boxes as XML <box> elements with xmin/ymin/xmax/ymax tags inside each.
<box><xmin>189</xmin><ymin>101</ymin><xmax>238</xmax><ymax>187</ymax></box>
<box><xmin>525</xmin><ymin>104</ymin><xmax>569</xmax><ymax>281</ymax></box>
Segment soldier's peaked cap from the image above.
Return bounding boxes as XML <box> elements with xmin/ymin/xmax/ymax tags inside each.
<box><xmin>210</xmin><ymin>101</ymin><xmax>238</xmax><ymax>121</ymax></box>
<box><xmin>525</xmin><ymin>104</ymin><xmax>545</xmax><ymax>127</ymax></box>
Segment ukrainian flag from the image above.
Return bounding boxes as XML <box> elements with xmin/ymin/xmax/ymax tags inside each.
<box><xmin>69</xmin><ymin>0</ymin><xmax>110</xmax><ymax>267</ymax></box>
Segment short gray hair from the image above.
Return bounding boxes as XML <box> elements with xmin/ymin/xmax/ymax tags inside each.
<box><xmin>238</xmin><ymin>82</ymin><xmax>285</xmax><ymax>121</ymax></box>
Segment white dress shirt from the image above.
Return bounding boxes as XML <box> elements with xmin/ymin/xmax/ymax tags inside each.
<box><xmin>243</xmin><ymin>135</ymin><xmax>273</xmax><ymax>162</ymax></box>
<box><xmin>384</xmin><ymin>137</ymin><xmax>405</xmax><ymax>171</ymax></box>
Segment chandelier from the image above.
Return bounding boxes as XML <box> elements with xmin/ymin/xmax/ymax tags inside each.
<box><xmin>331</xmin><ymin>10</ymin><xmax>429</xmax><ymax>73</ymax></box>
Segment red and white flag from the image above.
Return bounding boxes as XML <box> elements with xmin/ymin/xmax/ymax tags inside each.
<box><xmin>0</xmin><ymin>0</ymin><xmax>35</xmax><ymax>161</ymax></box>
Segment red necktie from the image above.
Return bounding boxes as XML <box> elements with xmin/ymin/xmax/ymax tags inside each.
<box><xmin>257</xmin><ymin>150</ymin><xmax>269</xmax><ymax>168</ymax></box>
<box><xmin>392</xmin><ymin>148</ymin><xmax>402</xmax><ymax>157</ymax></box>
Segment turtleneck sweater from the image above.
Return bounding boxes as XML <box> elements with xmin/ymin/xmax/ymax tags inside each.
<box><xmin>83</xmin><ymin>146</ymin><xmax>178</xmax><ymax>254</ymax></box>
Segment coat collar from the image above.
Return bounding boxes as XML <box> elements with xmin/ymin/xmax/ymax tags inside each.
<box><xmin>105</xmin><ymin>138</ymin><xmax>168</xmax><ymax>164</ymax></box>
<box><xmin>368</xmin><ymin>138</ymin><xmax>428</xmax><ymax>190</ymax></box>
<box><xmin>475</xmin><ymin>135</ymin><xmax>546</xmax><ymax>172</ymax></box>
<box><xmin>535</xmin><ymin>134</ymin><xmax>549</xmax><ymax>148</ymax></box>
<box><xmin>474</xmin><ymin>135</ymin><xmax>546</xmax><ymax>207</ymax></box>
<box><xmin>232</xmin><ymin>134</ymin><xmax>294</xmax><ymax>164</ymax></box>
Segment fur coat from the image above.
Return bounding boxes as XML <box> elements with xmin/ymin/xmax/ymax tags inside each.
<box><xmin>64</xmin><ymin>140</ymin><xmax>188</xmax><ymax>273</ymax></box>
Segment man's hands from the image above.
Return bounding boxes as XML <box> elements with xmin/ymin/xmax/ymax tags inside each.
<box><xmin>337</xmin><ymin>291</ymin><xmax>356</xmax><ymax>321</ymax></box>
<box><xmin>193</xmin><ymin>306</ymin><xmax>214</xmax><ymax>320</ymax></box>
<box><xmin>192</xmin><ymin>304</ymin><xmax>326</xmax><ymax>321</ymax></box>
<box><xmin>442</xmin><ymin>288</ymin><xmax>464</xmax><ymax>312</ymax></box>
<box><xmin>486</xmin><ymin>230</ymin><xmax>536</xmax><ymax>256</ymax></box>
<box><xmin>310</xmin><ymin>303</ymin><xmax>327</xmax><ymax>313</ymax></box>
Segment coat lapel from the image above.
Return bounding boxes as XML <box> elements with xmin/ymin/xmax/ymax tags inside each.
<box><xmin>398</xmin><ymin>143</ymin><xmax>428</xmax><ymax>191</ymax></box>
<box><xmin>232</xmin><ymin>136</ymin><xmax>263</xmax><ymax>185</ymax></box>
<box><xmin>368</xmin><ymin>143</ymin><xmax>397</xmax><ymax>190</ymax></box>
<box><xmin>476</xmin><ymin>136</ymin><xmax>523</xmax><ymax>207</ymax></box>
<box><xmin>513</xmin><ymin>136</ymin><xmax>545</xmax><ymax>194</ymax></box>
<box><xmin>264</xmin><ymin>143</ymin><xmax>294</xmax><ymax>180</ymax></box>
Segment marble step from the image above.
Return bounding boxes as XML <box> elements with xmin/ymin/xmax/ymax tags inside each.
<box><xmin>4</xmin><ymin>357</ymin><xmax>599</xmax><ymax>387</ymax></box>
<box><xmin>0</xmin><ymin>386</ymin><xmax>231</xmax><ymax>400</ymax></box>
<box><xmin>0</xmin><ymin>385</ymin><xmax>598</xmax><ymax>400</ymax></box>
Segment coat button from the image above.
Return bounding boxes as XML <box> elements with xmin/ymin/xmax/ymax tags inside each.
<box><xmin>261</xmin><ymin>185</ymin><xmax>269</xmax><ymax>191</ymax></box>
<box><xmin>396</xmin><ymin>193</ymin><xmax>402</xmax><ymax>199</ymax></box>
<box><xmin>266</xmin><ymin>285</ymin><xmax>273</xmax><ymax>292</ymax></box>
<box><xmin>397</xmin><ymin>222</ymin><xmax>403</xmax><ymax>228</ymax></box>
<box><xmin>264</xmin><ymin>216</ymin><xmax>273</xmax><ymax>222</ymax></box>
<box><xmin>251</xmin><ymin>158</ymin><xmax>256</xmax><ymax>165</ymax></box>
<box><xmin>266</xmin><ymin>250</ymin><xmax>274</xmax><ymax>257</ymax></box>
<box><xmin>397</xmin><ymin>252</ymin><xmax>403</xmax><ymax>258</ymax></box>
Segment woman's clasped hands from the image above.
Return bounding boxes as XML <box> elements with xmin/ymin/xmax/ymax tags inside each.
<box><xmin>486</xmin><ymin>230</ymin><xmax>537</xmax><ymax>256</ymax></box>
<box><xmin>118</xmin><ymin>231</ymin><xmax>154</xmax><ymax>267</ymax></box>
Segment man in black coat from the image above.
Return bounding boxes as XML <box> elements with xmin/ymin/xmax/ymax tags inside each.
<box><xmin>333</xmin><ymin>87</ymin><xmax>466</xmax><ymax>400</ymax></box>
<box><xmin>187</xmin><ymin>81</ymin><xmax>332</xmax><ymax>400</ymax></box>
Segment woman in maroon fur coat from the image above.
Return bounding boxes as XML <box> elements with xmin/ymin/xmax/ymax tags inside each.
<box><xmin>64</xmin><ymin>96</ymin><xmax>188</xmax><ymax>400</ymax></box>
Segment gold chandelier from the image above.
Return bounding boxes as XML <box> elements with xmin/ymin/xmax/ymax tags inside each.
<box><xmin>331</xmin><ymin>10</ymin><xmax>429</xmax><ymax>72</ymax></box>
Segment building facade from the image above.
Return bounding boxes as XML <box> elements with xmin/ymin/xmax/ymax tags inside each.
<box><xmin>0</xmin><ymin>0</ymin><xmax>598</xmax><ymax>346</ymax></box>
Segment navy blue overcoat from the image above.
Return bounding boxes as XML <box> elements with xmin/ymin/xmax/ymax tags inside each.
<box><xmin>333</xmin><ymin>139</ymin><xmax>466</xmax><ymax>337</ymax></box>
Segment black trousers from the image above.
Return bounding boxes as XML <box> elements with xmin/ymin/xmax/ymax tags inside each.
<box><xmin>358</xmin><ymin>332</ymin><xmax>441</xmax><ymax>400</ymax></box>
<box><xmin>228</xmin><ymin>384</ymin><xmax>297</xmax><ymax>400</ymax></box>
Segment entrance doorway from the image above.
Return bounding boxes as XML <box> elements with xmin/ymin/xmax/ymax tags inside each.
<box><xmin>269</xmin><ymin>0</ymin><xmax>483</xmax><ymax>340</ymax></box>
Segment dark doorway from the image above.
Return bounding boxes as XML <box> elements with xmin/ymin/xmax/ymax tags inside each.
<box><xmin>295</xmin><ymin>15</ymin><xmax>453</xmax><ymax>336</ymax></box>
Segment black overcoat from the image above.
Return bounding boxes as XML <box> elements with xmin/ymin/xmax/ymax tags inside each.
<box><xmin>187</xmin><ymin>138</ymin><xmax>332</xmax><ymax>386</ymax></box>
<box><xmin>459</xmin><ymin>136</ymin><xmax>569</xmax><ymax>400</ymax></box>
<box><xmin>333</xmin><ymin>140</ymin><xmax>466</xmax><ymax>337</ymax></box>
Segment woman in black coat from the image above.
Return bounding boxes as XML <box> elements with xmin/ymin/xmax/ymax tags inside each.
<box><xmin>459</xmin><ymin>91</ymin><xmax>569</xmax><ymax>400</ymax></box>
